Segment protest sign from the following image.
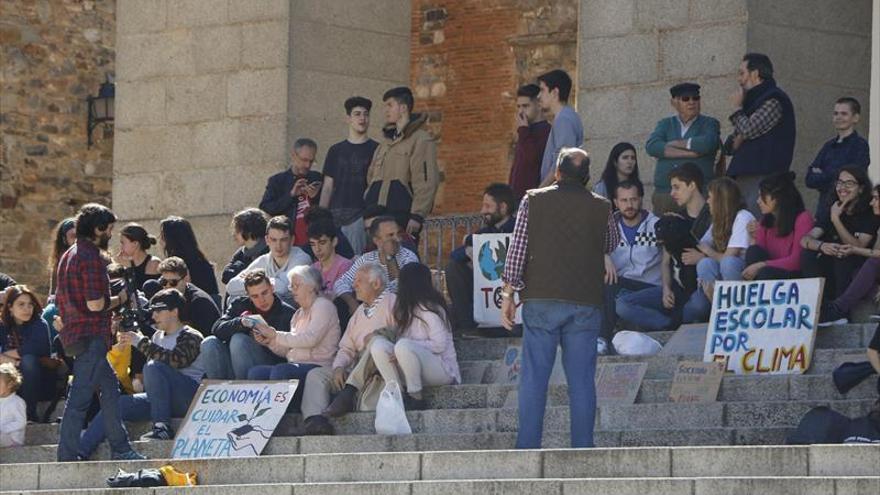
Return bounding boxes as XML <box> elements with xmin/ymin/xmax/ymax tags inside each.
<box><xmin>596</xmin><ymin>362</ymin><xmax>647</xmax><ymax>405</ymax></box>
<box><xmin>669</xmin><ymin>361</ymin><xmax>725</xmax><ymax>402</ymax></box>
<box><xmin>172</xmin><ymin>380</ymin><xmax>297</xmax><ymax>459</ymax></box>
<box><xmin>703</xmin><ymin>278</ymin><xmax>823</xmax><ymax>375</ymax></box>
<box><xmin>473</xmin><ymin>233</ymin><xmax>521</xmax><ymax>327</ymax></box>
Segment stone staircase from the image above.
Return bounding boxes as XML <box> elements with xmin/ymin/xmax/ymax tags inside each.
<box><xmin>1</xmin><ymin>323</ymin><xmax>878</xmax><ymax>494</ymax></box>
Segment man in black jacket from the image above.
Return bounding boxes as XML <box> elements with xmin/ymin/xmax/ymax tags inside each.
<box><xmin>259</xmin><ymin>138</ymin><xmax>323</xmax><ymax>248</ymax></box>
<box><xmin>221</xmin><ymin>208</ymin><xmax>269</xmax><ymax>285</ymax></box>
<box><xmin>155</xmin><ymin>257</ymin><xmax>220</xmax><ymax>336</ymax></box>
<box><xmin>197</xmin><ymin>270</ymin><xmax>294</xmax><ymax>379</ymax></box>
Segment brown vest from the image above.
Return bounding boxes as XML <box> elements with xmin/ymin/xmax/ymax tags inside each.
<box><xmin>521</xmin><ymin>181</ymin><xmax>610</xmax><ymax>307</ymax></box>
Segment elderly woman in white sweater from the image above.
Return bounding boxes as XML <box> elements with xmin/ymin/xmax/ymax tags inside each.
<box><xmin>369</xmin><ymin>263</ymin><xmax>461</xmax><ymax>410</ymax></box>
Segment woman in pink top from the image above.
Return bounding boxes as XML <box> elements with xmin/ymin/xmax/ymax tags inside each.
<box><xmin>742</xmin><ymin>172</ymin><xmax>814</xmax><ymax>280</ymax></box>
<box><xmin>248</xmin><ymin>265</ymin><xmax>340</xmax><ymax>411</ymax></box>
<box><xmin>369</xmin><ymin>264</ymin><xmax>461</xmax><ymax>411</ymax></box>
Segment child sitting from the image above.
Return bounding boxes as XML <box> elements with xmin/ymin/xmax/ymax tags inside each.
<box><xmin>0</xmin><ymin>362</ymin><xmax>26</xmax><ymax>447</ymax></box>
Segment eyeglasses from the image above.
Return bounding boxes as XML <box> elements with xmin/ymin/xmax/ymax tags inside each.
<box><xmin>160</xmin><ymin>278</ymin><xmax>182</xmax><ymax>287</ymax></box>
<box><xmin>835</xmin><ymin>180</ymin><xmax>859</xmax><ymax>189</ymax></box>
<box><xmin>679</xmin><ymin>96</ymin><xmax>700</xmax><ymax>102</ymax></box>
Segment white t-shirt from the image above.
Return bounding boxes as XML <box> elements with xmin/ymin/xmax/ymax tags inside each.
<box><xmin>700</xmin><ymin>209</ymin><xmax>755</xmax><ymax>255</ymax></box>
<box><xmin>0</xmin><ymin>393</ymin><xmax>26</xmax><ymax>447</ymax></box>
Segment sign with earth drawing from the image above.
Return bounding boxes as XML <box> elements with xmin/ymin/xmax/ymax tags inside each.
<box><xmin>472</xmin><ymin>233</ymin><xmax>522</xmax><ymax>327</ymax></box>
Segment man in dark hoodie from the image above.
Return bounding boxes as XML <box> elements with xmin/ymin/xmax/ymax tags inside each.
<box><xmin>221</xmin><ymin>208</ymin><xmax>269</xmax><ymax>285</ymax></box>
<box><xmin>365</xmin><ymin>87</ymin><xmax>439</xmax><ymax>241</ymax></box>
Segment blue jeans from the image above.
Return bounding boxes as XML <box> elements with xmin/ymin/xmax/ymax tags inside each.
<box><xmin>197</xmin><ymin>334</ymin><xmax>283</xmax><ymax>380</ymax></box>
<box><xmin>79</xmin><ymin>393</ymin><xmax>151</xmax><ymax>458</ymax></box>
<box><xmin>518</xmin><ymin>300</ymin><xmax>600</xmax><ymax>449</ymax></box>
<box><xmin>18</xmin><ymin>354</ymin><xmax>45</xmax><ymax>418</ymax></box>
<box><xmin>247</xmin><ymin>362</ymin><xmax>318</xmax><ymax>412</ymax></box>
<box><xmin>57</xmin><ymin>337</ymin><xmax>132</xmax><ymax>461</ymax></box>
<box><xmin>601</xmin><ymin>278</ymin><xmax>655</xmax><ymax>340</ymax></box>
<box><xmin>682</xmin><ymin>256</ymin><xmax>745</xmax><ymax>323</ymax></box>
<box><xmin>616</xmin><ymin>285</ymin><xmax>674</xmax><ymax>331</ymax></box>
<box><xmin>143</xmin><ymin>360</ymin><xmax>200</xmax><ymax>424</ymax></box>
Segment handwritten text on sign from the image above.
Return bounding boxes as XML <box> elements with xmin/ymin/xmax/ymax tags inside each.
<box><xmin>172</xmin><ymin>380</ymin><xmax>296</xmax><ymax>459</ymax></box>
<box><xmin>703</xmin><ymin>278</ymin><xmax>823</xmax><ymax>375</ymax></box>
<box><xmin>473</xmin><ymin>233</ymin><xmax>521</xmax><ymax>327</ymax></box>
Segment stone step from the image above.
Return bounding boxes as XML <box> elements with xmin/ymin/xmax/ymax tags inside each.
<box><xmin>1</xmin><ymin>445</ymin><xmax>877</xmax><ymax>492</ymax></box>
<box><xmin>5</xmin><ymin>426</ymin><xmax>804</xmax><ymax>464</ymax></box>
<box><xmin>5</xmin><ymin>477</ymin><xmax>880</xmax><ymax>495</ymax></box>
<box><xmin>453</xmin><ymin>323</ymin><xmax>877</xmax><ymax>362</ymax></box>
<box><xmin>460</xmin><ymin>347</ymin><xmax>872</xmax><ymax>383</ymax></box>
<box><xmin>17</xmin><ymin>398</ymin><xmax>875</xmax><ymax>447</ymax></box>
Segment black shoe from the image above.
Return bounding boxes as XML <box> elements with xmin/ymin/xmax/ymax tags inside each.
<box><xmin>819</xmin><ymin>303</ymin><xmax>848</xmax><ymax>327</ymax></box>
<box><xmin>323</xmin><ymin>385</ymin><xmax>358</xmax><ymax>417</ymax></box>
<box><xmin>301</xmin><ymin>415</ymin><xmax>335</xmax><ymax>436</ymax></box>
<box><xmin>402</xmin><ymin>394</ymin><xmax>427</xmax><ymax>411</ymax></box>
<box><xmin>139</xmin><ymin>423</ymin><xmax>174</xmax><ymax>441</ymax></box>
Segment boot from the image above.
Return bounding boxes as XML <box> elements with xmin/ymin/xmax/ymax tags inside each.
<box><xmin>302</xmin><ymin>415</ymin><xmax>335</xmax><ymax>436</ymax></box>
<box><xmin>323</xmin><ymin>384</ymin><xmax>358</xmax><ymax>417</ymax></box>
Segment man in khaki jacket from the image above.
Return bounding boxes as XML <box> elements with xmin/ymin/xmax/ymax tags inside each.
<box><xmin>365</xmin><ymin>87</ymin><xmax>439</xmax><ymax>239</ymax></box>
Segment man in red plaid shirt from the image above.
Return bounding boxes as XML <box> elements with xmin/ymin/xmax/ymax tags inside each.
<box><xmin>55</xmin><ymin>203</ymin><xmax>143</xmax><ymax>461</ymax></box>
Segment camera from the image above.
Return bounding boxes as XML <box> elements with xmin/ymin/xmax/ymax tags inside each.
<box><xmin>109</xmin><ymin>267</ymin><xmax>153</xmax><ymax>334</ymax></box>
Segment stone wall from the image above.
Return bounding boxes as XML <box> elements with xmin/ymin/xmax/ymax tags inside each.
<box><xmin>578</xmin><ymin>0</ymin><xmax>747</xmax><ymax>205</ymax></box>
<box><xmin>411</xmin><ymin>0</ymin><xmax>578</xmax><ymax>214</ymax></box>
<box><xmin>0</xmin><ymin>0</ymin><xmax>115</xmax><ymax>294</ymax></box>
<box><xmin>748</xmin><ymin>0</ymin><xmax>873</xmax><ymax>209</ymax></box>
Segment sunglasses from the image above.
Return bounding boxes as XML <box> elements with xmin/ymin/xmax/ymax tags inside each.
<box><xmin>160</xmin><ymin>278</ymin><xmax>182</xmax><ymax>287</ymax></box>
<box><xmin>679</xmin><ymin>96</ymin><xmax>700</xmax><ymax>102</ymax></box>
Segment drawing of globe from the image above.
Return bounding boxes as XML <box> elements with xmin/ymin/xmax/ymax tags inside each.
<box><xmin>477</xmin><ymin>241</ymin><xmax>505</xmax><ymax>281</ymax></box>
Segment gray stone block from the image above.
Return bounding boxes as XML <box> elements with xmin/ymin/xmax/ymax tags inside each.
<box><xmin>228</xmin><ymin>0</ymin><xmax>289</xmax><ymax>23</ymax></box>
<box><xmin>693</xmin><ymin>477</ymin><xmax>834</xmax><ymax>495</ymax></box>
<box><xmin>242</xmin><ymin>21</ymin><xmax>288</xmax><ymax>70</ymax></box>
<box><xmin>672</xmin><ymin>446</ymin><xmax>808</xmax><ymax>477</ymax></box>
<box><xmin>0</xmin><ymin>462</ymin><xmax>39</xmax><ymax>491</ymax></box>
<box><xmin>420</xmin><ymin>408</ymin><xmax>496</xmax><ymax>434</ymax></box>
<box><xmin>166</xmin><ymin>485</ymin><xmax>292</xmax><ymax>495</ymax></box>
<box><xmin>112</xmin><ymin>172</ymin><xmax>164</xmax><ymax>220</ymax></box>
<box><xmin>580</xmin><ymin>34</ymin><xmax>658</xmax><ymax>88</ymax></box>
<box><xmin>192</xmin><ymin>119</ymin><xmax>240</xmax><ymax>169</ymax></box>
<box><xmin>747</xmin><ymin>0</ymin><xmax>872</xmax><ymax>35</ymax></box>
<box><xmin>416</xmin><ymin>433</ymin><xmax>515</xmax><ymax>452</ymax></box>
<box><xmin>725</xmin><ymin>401</ymin><xmax>824</xmax><ymax>428</ymax></box>
<box><xmin>580</xmin><ymin>87</ymin><xmax>631</xmax><ymax>140</ymax></box>
<box><xmin>544</xmin><ymin>447</ymin><xmax>671</xmax><ymax>478</ymax></box>
<box><xmin>227</xmin><ymin>68</ymin><xmax>287</xmax><ymax>117</ymax></box>
<box><xmin>117</xmin><ymin>0</ymin><xmax>167</xmax><ymax>35</ymax></box>
<box><xmin>732</xmin><ymin>427</ymin><xmax>794</xmax><ymax>446</ymax></box>
<box><xmin>690</xmin><ymin>0</ymin><xmax>747</xmax><ymax>22</ymax></box>
<box><xmin>422</xmin><ymin>450</ymin><xmax>542</xmax><ymax>481</ymax></box>
<box><xmin>167</xmin><ymin>75</ymin><xmax>227</xmax><ymax>124</ymax></box>
<box><xmin>810</xmin><ymin>445</ymin><xmax>880</xmax><ymax>476</ymax></box>
<box><xmin>579</xmin><ymin>0</ymin><xmax>634</xmax><ymax>38</ymax></box>
<box><xmin>167</xmin><ymin>0</ymin><xmax>228</xmax><ymax>29</ymax></box>
<box><xmin>303</xmin><ymin>452</ymin><xmax>419</xmax><ymax>483</ymax></box>
<box><xmin>295</xmin><ymin>482</ymin><xmax>409</xmax><ymax>495</ymax></box>
<box><xmin>298</xmin><ymin>434</ymin><xmax>391</xmax><ymax>454</ymax></box>
<box><xmin>599</xmin><ymin>402</ymin><xmax>723</xmax><ymax>429</ymax></box>
<box><xmin>414</xmin><ymin>479</ymin><xmax>559</xmax><ymax>495</ymax></box>
<box><xmin>718</xmin><ymin>375</ymin><xmax>789</xmax><ymax>402</ymax></box>
<box><xmin>661</xmin><ymin>24</ymin><xmax>746</xmax><ymax>80</ymax></box>
<box><xmin>193</xmin><ymin>25</ymin><xmax>242</xmax><ymax>73</ymax></box>
<box><xmin>236</xmin><ymin>115</ymin><xmax>288</xmax><ymax>167</ymax></box>
<box><xmin>161</xmin><ymin>169</ymin><xmax>226</xmax><ymax>217</ymax></box>
<box><xmin>116</xmin><ymin>31</ymin><xmax>195</xmax><ymax>81</ymax></box>
<box><xmin>834</xmin><ymin>478</ymin><xmax>880</xmax><ymax>495</ymax></box>
<box><xmin>635</xmin><ymin>0</ymin><xmax>689</xmax><ymax>30</ymax></box>
<box><xmin>115</xmin><ymin>80</ymin><xmax>166</xmax><ymax>128</ymax></box>
<box><xmin>424</xmin><ymin>384</ymin><xmax>487</xmax><ymax>409</ymax></box>
<box><xmin>289</xmin><ymin>0</ymin><xmax>411</xmax><ymax>36</ymax></box>
<box><xmin>619</xmin><ymin>427</ymin><xmax>731</xmax><ymax>447</ymax></box>
<box><xmin>562</xmin><ymin>478</ymin><xmax>693</xmax><ymax>495</ymax></box>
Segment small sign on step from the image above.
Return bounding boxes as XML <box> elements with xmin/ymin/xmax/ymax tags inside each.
<box><xmin>596</xmin><ymin>362</ymin><xmax>647</xmax><ymax>405</ymax></box>
<box><xmin>669</xmin><ymin>361</ymin><xmax>725</xmax><ymax>403</ymax></box>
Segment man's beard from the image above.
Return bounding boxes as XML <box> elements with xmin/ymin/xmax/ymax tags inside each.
<box><xmin>96</xmin><ymin>232</ymin><xmax>111</xmax><ymax>250</ymax></box>
<box><xmin>482</xmin><ymin>212</ymin><xmax>502</xmax><ymax>226</ymax></box>
<box><xmin>622</xmin><ymin>209</ymin><xmax>640</xmax><ymax>222</ymax></box>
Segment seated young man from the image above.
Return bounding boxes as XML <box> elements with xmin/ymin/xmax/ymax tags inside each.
<box><xmin>334</xmin><ymin>215</ymin><xmax>419</xmax><ymax>315</ymax></box>
<box><xmin>78</xmin><ymin>289</ymin><xmax>205</xmax><ymax>457</ymax></box>
<box><xmin>155</xmin><ymin>257</ymin><xmax>220</xmax><ymax>336</ymax></box>
<box><xmin>600</xmin><ymin>181</ymin><xmax>662</xmax><ymax>348</ymax></box>
<box><xmin>299</xmin><ymin>263</ymin><xmax>396</xmax><ymax>435</ymax></box>
<box><xmin>226</xmin><ymin>215</ymin><xmax>311</xmax><ymax>307</ymax></box>
<box><xmin>300</xmin><ymin>207</ymin><xmax>354</xmax><ymax>260</ymax></box>
<box><xmin>444</xmin><ymin>183</ymin><xmax>516</xmax><ymax>332</ymax></box>
<box><xmin>200</xmin><ymin>270</ymin><xmax>294</xmax><ymax>380</ymax></box>
<box><xmin>616</xmin><ymin>163</ymin><xmax>710</xmax><ymax>331</ymax></box>
<box><xmin>221</xmin><ymin>208</ymin><xmax>269</xmax><ymax>285</ymax></box>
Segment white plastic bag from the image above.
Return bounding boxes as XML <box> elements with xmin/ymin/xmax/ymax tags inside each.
<box><xmin>612</xmin><ymin>330</ymin><xmax>662</xmax><ymax>356</ymax></box>
<box><xmin>374</xmin><ymin>381</ymin><xmax>412</xmax><ymax>435</ymax></box>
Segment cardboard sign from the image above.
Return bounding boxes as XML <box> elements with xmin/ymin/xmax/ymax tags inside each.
<box><xmin>473</xmin><ymin>233</ymin><xmax>522</xmax><ymax>327</ymax></box>
<box><xmin>595</xmin><ymin>362</ymin><xmax>647</xmax><ymax>405</ymax></box>
<box><xmin>669</xmin><ymin>361</ymin><xmax>725</xmax><ymax>403</ymax></box>
<box><xmin>172</xmin><ymin>380</ymin><xmax>297</xmax><ymax>459</ymax></box>
<box><xmin>703</xmin><ymin>278</ymin><xmax>824</xmax><ymax>375</ymax></box>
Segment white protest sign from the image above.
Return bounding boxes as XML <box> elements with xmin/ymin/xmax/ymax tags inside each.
<box><xmin>172</xmin><ymin>380</ymin><xmax>297</xmax><ymax>459</ymax></box>
<box><xmin>472</xmin><ymin>233</ymin><xmax>521</xmax><ymax>327</ymax></box>
<box><xmin>703</xmin><ymin>278</ymin><xmax>823</xmax><ymax>375</ymax></box>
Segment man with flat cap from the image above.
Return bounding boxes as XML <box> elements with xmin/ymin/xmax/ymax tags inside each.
<box><xmin>646</xmin><ymin>82</ymin><xmax>721</xmax><ymax>214</ymax></box>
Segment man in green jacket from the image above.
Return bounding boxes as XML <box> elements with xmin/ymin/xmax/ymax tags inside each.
<box><xmin>646</xmin><ymin>83</ymin><xmax>720</xmax><ymax>214</ymax></box>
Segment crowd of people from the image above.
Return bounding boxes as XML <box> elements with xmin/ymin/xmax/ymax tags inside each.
<box><xmin>0</xmin><ymin>53</ymin><xmax>878</xmax><ymax>455</ymax></box>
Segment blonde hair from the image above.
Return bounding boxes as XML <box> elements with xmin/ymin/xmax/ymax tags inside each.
<box><xmin>707</xmin><ymin>177</ymin><xmax>745</xmax><ymax>251</ymax></box>
<box><xmin>0</xmin><ymin>363</ymin><xmax>22</xmax><ymax>392</ymax></box>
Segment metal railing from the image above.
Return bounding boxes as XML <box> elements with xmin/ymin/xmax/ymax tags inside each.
<box><xmin>418</xmin><ymin>213</ymin><xmax>484</xmax><ymax>271</ymax></box>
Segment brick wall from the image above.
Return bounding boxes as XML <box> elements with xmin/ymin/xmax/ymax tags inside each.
<box><xmin>411</xmin><ymin>0</ymin><xmax>578</xmax><ymax>215</ymax></box>
<box><xmin>0</xmin><ymin>0</ymin><xmax>115</xmax><ymax>294</ymax></box>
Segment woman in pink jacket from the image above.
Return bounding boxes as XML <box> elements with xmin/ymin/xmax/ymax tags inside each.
<box><xmin>248</xmin><ymin>265</ymin><xmax>340</xmax><ymax>411</ymax></box>
<box><xmin>369</xmin><ymin>263</ymin><xmax>461</xmax><ymax>411</ymax></box>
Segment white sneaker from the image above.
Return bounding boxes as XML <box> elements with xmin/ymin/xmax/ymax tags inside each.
<box><xmin>818</xmin><ymin>318</ymin><xmax>848</xmax><ymax>328</ymax></box>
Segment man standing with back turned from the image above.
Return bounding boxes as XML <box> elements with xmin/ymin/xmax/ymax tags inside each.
<box><xmin>501</xmin><ymin>148</ymin><xmax>619</xmax><ymax>449</ymax></box>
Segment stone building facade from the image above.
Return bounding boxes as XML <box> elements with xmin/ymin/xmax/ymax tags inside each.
<box><xmin>1</xmin><ymin>0</ymin><xmax>116</xmax><ymax>294</ymax></box>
